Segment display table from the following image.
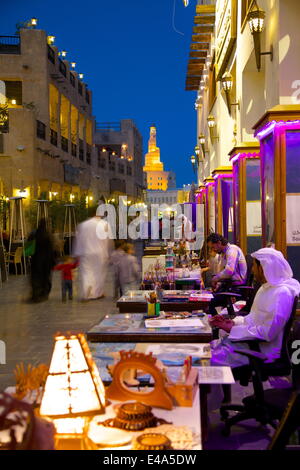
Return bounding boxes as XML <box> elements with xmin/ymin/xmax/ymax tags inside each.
<box><xmin>86</xmin><ymin>313</ymin><xmax>212</xmax><ymax>343</ymax></box>
<box><xmin>117</xmin><ymin>290</ymin><xmax>213</xmax><ymax>313</ymax></box>
<box><xmin>88</xmin><ymin>389</ymin><xmax>202</xmax><ymax>450</ymax></box>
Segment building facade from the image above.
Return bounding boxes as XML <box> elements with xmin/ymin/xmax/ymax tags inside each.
<box><xmin>0</xmin><ymin>27</ymin><xmax>145</xmax><ymax>208</ymax></box>
<box><xmin>94</xmin><ymin>119</ymin><xmax>144</xmax><ymax>201</ymax></box>
<box><xmin>0</xmin><ymin>28</ymin><xmax>98</xmax><ymax>204</ymax></box>
<box><xmin>186</xmin><ymin>0</ymin><xmax>300</xmax><ymax>279</ymax></box>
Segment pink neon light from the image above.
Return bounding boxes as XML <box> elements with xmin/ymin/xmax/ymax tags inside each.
<box><xmin>255</xmin><ymin>119</ymin><xmax>300</xmax><ymax>140</ymax></box>
<box><xmin>230</xmin><ymin>151</ymin><xmax>260</xmax><ymax>164</ymax></box>
<box><xmin>213</xmin><ymin>173</ymin><xmax>233</xmax><ymax>180</ymax></box>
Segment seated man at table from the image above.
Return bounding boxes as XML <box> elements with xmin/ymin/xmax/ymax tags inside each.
<box><xmin>209</xmin><ymin>247</ymin><xmax>300</xmax><ymax>368</ymax></box>
<box><xmin>206</xmin><ymin>233</ymin><xmax>247</xmax><ymax>316</ymax></box>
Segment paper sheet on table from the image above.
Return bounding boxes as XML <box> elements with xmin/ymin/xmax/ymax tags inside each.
<box><xmin>145</xmin><ymin>343</ymin><xmax>212</xmax><ymax>365</ymax></box>
<box><xmin>145</xmin><ymin>318</ymin><xmax>205</xmax><ymax>328</ymax></box>
<box><xmin>198</xmin><ymin>366</ymin><xmax>235</xmax><ymax>384</ymax></box>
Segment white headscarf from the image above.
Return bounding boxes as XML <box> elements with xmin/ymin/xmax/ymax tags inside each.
<box><xmin>251</xmin><ymin>247</ymin><xmax>300</xmax><ymax>295</ymax></box>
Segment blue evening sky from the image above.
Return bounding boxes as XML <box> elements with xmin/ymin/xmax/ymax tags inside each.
<box><xmin>2</xmin><ymin>0</ymin><xmax>197</xmax><ymax>187</ymax></box>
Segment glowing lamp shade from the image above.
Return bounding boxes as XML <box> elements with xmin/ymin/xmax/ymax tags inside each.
<box><xmin>71</xmin><ymin>62</ymin><xmax>76</xmax><ymax>69</ymax></box>
<box><xmin>221</xmin><ymin>72</ymin><xmax>233</xmax><ymax>92</ymax></box>
<box><xmin>194</xmin><ymin>145</ymin><xmax>200</xmax><ymax>156</ymax></box>
<box><xmin>207</xmin><ymin>115</ymin><xmax>215</xmax><ymax>128</ymax></box>
<box><xmin>79</xmin><ymin>73</ymin><xmax>84</xmax><ymax>79</ymax></box>
<box><xmin>61</xmin><ymin>50</ymin><xmax>67</xmax><ymax>58</ymax></box>
<box><xmin>47</xmin><ymin>35</ymin><xmax>55</xmax><ymax>45</ymax></box>
<box><xmin>190</xmin><ymin>155</ymin><xmax>196</xmax><ymax>164</ymax></box>
<box><xmin>248</xmin><ymin>7</ymin><xmax>265</xmax><ymax>34</ymax></box>
<box><xmin>40</xmin><ymin>333</ymin><xmax>105</xmax><ymax>450</ymax></box>
<box><xmin>199</xmin><ymin>134</ymin><xmax>206</xmax><ymax>145</ymax></box>
<box><xmin>31</xmin><ymin>17</ymin><xmax>37</xmax><ymax>26</ymax></box>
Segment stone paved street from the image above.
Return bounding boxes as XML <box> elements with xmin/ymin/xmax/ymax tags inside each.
<box><xmin>0</xmin><ymin>268</ymin><xmax>117</xmax><ymax>390</ymax></box>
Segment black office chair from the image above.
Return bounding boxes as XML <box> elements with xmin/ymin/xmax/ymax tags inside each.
<box><xmin>220</xmin><ymin>296</ymin><xmax>298</xmax><ymax>436</ymax></box>
<box><xmin>213</xmin><ymin>254</ymin><xmax>256</xmax><ymax>319</ymax></box>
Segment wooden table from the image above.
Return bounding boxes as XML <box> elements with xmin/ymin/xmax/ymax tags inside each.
<box><xmin>117</xmin><ymin>290</ymin><xmax>212</xmax><ymax>313</ymax></box>
<box><xmin>88</xmin><ymin>388</ymin><xmax>202</xmax><ymax>450</ymax></box>
<box><xmin>86</xmin><ymin>313</ymin><xmax>213</xmax><ymax>343</ymax></box>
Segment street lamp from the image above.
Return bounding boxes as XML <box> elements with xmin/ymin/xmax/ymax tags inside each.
<box><xmin>207</xmin><ymin>115</ymin><xmax>218</xmax><ymax>142</ymax></box>
<box><xmin>79</xmin><ymin>73</ymin><xmax>84</xmax><ymax>80</ymax></box>
<box><xmin>71</xmin><ymin>62</ymin><xmax>76</xmax><ymax>69</ymax></box>
<box><xmin>221</xmin><ymin>72</ymin><xmax>240</xmax><ymax>115</ymax></box>
<box><xmin>30</xmin><ymin>18</ymin><xmax>37</xmax><ymax>28</ymax></box>
<box><xmin>247</xmin><ymin>0</ymin><xmax>273</xmax><ymax>71</ymax></box>
<box><xmin>47</xmin><ymin>35</ymin><xmax>55</xmax><ymax>45</ymax></box>
<box><xmin>198</xmin><ymin>134</ymin><xmax>207</xmax><ymax>158</ymax></box>
<box><xmin>60</xmin><ymin>50</ymin><xmax>67</xmax><ymax>58</ymax></box>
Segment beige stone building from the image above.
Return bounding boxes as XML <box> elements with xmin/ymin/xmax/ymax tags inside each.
<box><xmin>0</xmin><ymin>28</ymin><xmax>99</xmax><ymax>205</ymax></box>
<box><xmin>94</xmin><ymin>119</ymin><xmax>144</xmax><ymax>201</ymax></box>
<box><xmin>0</xmin><ymin>28</ymin><xmax>145</xmax><ymax>210</ymax></box>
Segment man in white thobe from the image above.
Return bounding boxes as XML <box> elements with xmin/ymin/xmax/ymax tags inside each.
<box><xmin>209</xmin><ymin>247</ymin><xmax>300</xmax><ymax>368</ymax></box>
<box><xmin>73</xmin><ymin>209</ymin><xmax>113</xmax><ymax>300</ymax></box>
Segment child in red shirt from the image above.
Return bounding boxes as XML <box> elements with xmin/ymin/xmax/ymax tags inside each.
<box><xmin>53</xmin><ymin>257</ymin><xmax>79</xmax><ymax>302</ymax></box>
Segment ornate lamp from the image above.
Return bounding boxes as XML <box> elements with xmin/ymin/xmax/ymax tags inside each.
<box><xmin>47</xmin><ymin>36</ymin><xmax>55</xmax><ymax>45</ymax></box>
<box><xmin>207</xmin><ymin>115</ymin><xmax>218</xmax><ymax>142</ymax></box>
<box><xmin>30</xmin><ymin>18</ymin><xmax>37</xmax><ymax>28</ymax></box>
<box><xmin>221</xmin><ymin>72</ymin><xmax>240</xmax><ymax>115</ymax></box>
<box><xmin>40</xmin><ymin>333</ymin><xmax>105</xmax><ymax>450</ymax></box>
<box><xmin>247</xmin><ymin>0</ymin><xmax>273</xmax><ymax>71</ymax></box>
<box><xmin>199</xmin><ymin>134</ymin><xmax>207</xmax><ymax>158</ymax></box>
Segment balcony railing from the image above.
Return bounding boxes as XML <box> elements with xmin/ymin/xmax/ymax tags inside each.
<box><xmin>0</xmin><ymin>36</ymin><xmax>20</xmax><ymax>54</ymax></box>
<box><xmin>61</xmin><ymin>136</ymin><xmax>69</xmax><ymax>152</ymax></box>
<box><xmin>50</xmin><ymin>129</ymin><xmax>58</xmax><ymax>146</ymax></box>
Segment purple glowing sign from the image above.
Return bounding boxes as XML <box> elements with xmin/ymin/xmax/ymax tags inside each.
<box><xmin>255</xmin><ymin>120</ymin><xmax>300</xmax><ymax>140</ymax></box>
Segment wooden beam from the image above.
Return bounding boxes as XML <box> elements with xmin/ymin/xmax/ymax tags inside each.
<box><xmin>193</xmin><ymin>25</ymin><xmax>214</xmax><ymax>34</ymax></box>
<box><xmin>192</xmin><ymin>34</ymin><xmax>212</xmax><ymax>42</ymax></box>
<box><xmin>189</xmin><ymin>51</ymin><xmax>207</xmax><ymax>58</ymax></box>
<box><xmin>188</xmin><ymin>59</ymin><xmax>206</xmax><ymax>64</ymax></box>
<box><xmin>190</xmin><ymin>43</ymin><xmax>209</xmax><ymax>50</ymax></box>
<box><xmin>196</xmin><ymin>5</ymin><xmax>215</xmax><ymax>14</ymax></box>
<box><xmin>194</xmin><ymin>15</ymin><xmax>215</xmax><ymax>25</ymax></box>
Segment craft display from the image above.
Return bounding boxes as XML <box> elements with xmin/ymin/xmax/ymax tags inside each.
<box><xmin>101</xmin><ymin>402</ymin><xmax>164</xmax><ymax>431</ymax></box>
<box><xmin>132</xmin><ymin>432</ymin><xmax>172</xmax><ymax>450</ymax></box>
<box><xmin>106</xmin><ymin>350</ymin><xmax>198</xmax><ymax>408</ymax></box>
<box><xmin>14</xmin><ymin>363</ymin><xmax>49</xmax><ymax>404</ymax></box>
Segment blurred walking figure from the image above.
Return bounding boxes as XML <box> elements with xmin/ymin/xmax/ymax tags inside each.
<box><xmin>122</xmin><ymin>243</ymin><xmax>141</xmax><ymax>294</ymax></box>
<box><xmin>53</xmin><ymin>256</ymin><xmax>79</xmax><ymax>302</ymax></box>
<box><xmin>73</xmin><ymin>208</ymin><xmax>112</xmax><ymax>300</ymax></box>
<box><xmin>28</xmin><ymin>218</ymin><xmax>56</xmax><ymax>303</ymax></box>
<box><xmin>111</xmin><ymin>240</ymin><xmax>126</xmax><ymax>298</ymax></box>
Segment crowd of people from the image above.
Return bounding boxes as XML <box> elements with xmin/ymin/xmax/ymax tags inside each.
<box><xmin>25</xmin><ymin>208</ymin><xmax>141</xmax><ymax>303</ymax></box>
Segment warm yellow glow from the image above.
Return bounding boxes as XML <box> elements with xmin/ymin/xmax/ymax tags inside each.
<box><xmin>89</xmin><ymin>196</ymin><xmax>93</xmax><ymax>201</ymax></box>
<box><xmin>221</xmin><ymin>72</ymin><xmax>233</xmax><ymax>92</ymax></box>
<box><xmin>54</xmin><ymin>417</ymin><xmax>85</xmax><ymax>435</ymax></box>
<box><xmin>70</xmin><ymin>194</ymin><xmax>75</xmax><ymax>201</ymax></box>
<box><xmin>11</xmin><ymin>99</ymin><xmax>16</xmax><ymax>105</ymax></box>
<box><xmin>102</xmin><ymin>148</ymin><xmax>106</xmax><ymax>152</ymax></box>
<box><xmin>207</xmin><ymin>115</ymin><xmax>215</xmax><ymax>128</ymax></box>
<box><xmin>40</xmin><ymin>334</ymin><xmax>105</xmax><ymax>419</ymax></box>
<box><xmin>61</xmin><ymin>50</ymin><xmax>67</xmax><ymax>58</ymax></box>
<box><xmin>31</xmin><ymin>17</ymin><xmax>37</xmax><ymax>26</ymax></box>
<box><xmin>71</xmin><ymin>62</ymin><xmax>76</xmax><ymax>69</ymax></box>
<box><xmin>248</xmin><ymin>7</ymin><xmax>265</xmax><ymax>33</ymax></box>
<box><xmin>47</xmin><ymin>35</ymin><xmax>55</xmax><ymax>45</ymax></box>
<box><xmin>14</xmin><ymin>187</ymin><xmax>29</xmax><ymax>198</ymax></box>
<box><xmin>79</xmin><ymin>73</ymin><xmax>84</xmax><ymax>79</ymax></box>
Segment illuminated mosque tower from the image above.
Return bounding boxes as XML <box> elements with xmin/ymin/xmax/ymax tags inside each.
<box><xmin>143</xmin><ymin>125</ymin><xmax>175</xmax><ymax>190</ymax></box>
